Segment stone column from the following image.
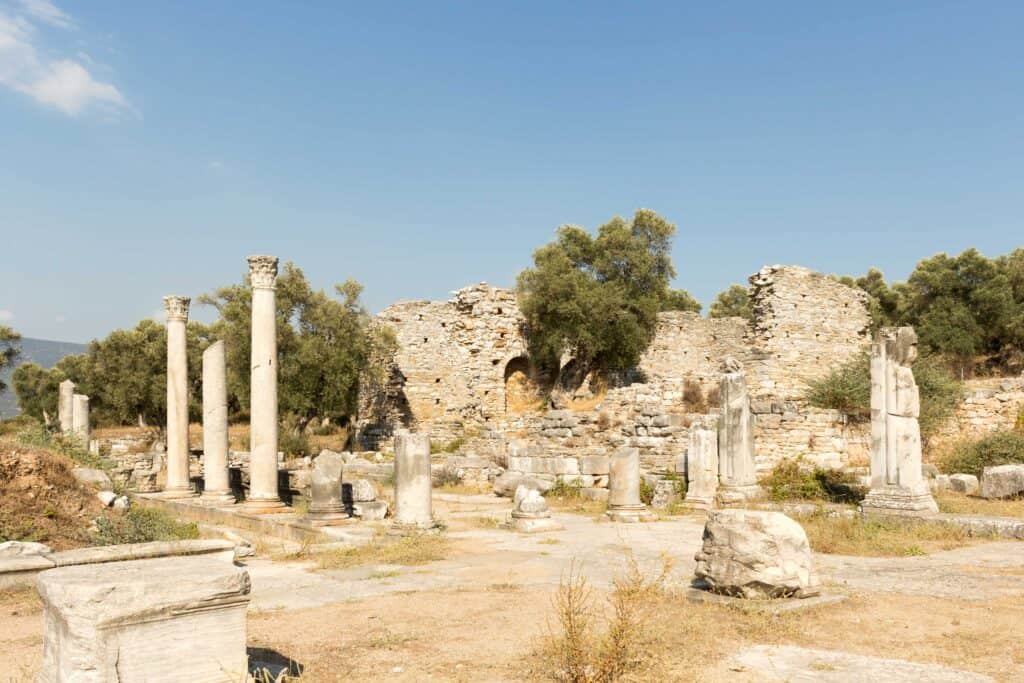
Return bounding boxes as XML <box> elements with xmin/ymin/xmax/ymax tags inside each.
<box><xmin>392</xmin><ymin>431</ymin><xmax>434</xmax><ymax>529</ymax></box>
<box><xmin>71</xmin><ymin>394</ymin><xmax>89</xmax><ymax>446</ymax></box>
<box><xmin>245</xmin><ymin>255</ymin><xmax>284</xmax><ymax>510</ymax></box>
<box><xmin>163</xmin><ymin>295</ymin><xmax>194</xmax><ymax>498</ymax></box>
<box><xmin>861</xmin><ymin>327</ymin><xmax>938</xmax><ymax>516</ymax></box>
<box><xmin>684</xmin><ymin>417</ymin><xmax>719</xmax><ymax>510</ymax></box>
<box><xmin>605</xmin><ymin>446</ymin><xmax>655</xmax><ymax>522</ymax></box>
<box><xmin>200</xmin><ymin>341</ymin><xmax>234</xmax><ymax>504</ymax></box>
<box><xmin>58</xmin><ymin>380</ymin><xmax>75</xmax><ymax>434</ymax></box>
<box><xmin>716</xmin><ymin>358</ymin><xmax>762</xmax><ymax>506</ymax></box>
<box><xmin>306</xmin><ymin>451</ymin><xmax>347</xmax><ymax>524</ymax></box>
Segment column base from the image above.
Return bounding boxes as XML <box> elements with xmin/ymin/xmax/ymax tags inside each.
<box><xmin>304</xmin><ymin>510</ymin><xmax>352</xmax><ymax>527</ymax></box>
<box><xmin>388</xmin><ymin>519</ymin><xmax>440</xmax><ymax>535</ymax></box>
<box><xmin>507</xmin><ymin>513</ymin><xmax>564</xmax><ymax>534</ymax></box>
<box><xmin>860</xmin><ymin>486</ymin><xmax>938</xmax><ymax>517</ymax></box>
<box><xmin>605</xmin><ymin>504</ymin><xmax>657</xmax><ymax>523</ymax></box>
<box><xmin>716</xmin><ymin>484</ymin><xmax>764</xmax><ymax>508</ymax></box>
<box><xmin>157</xmin><ymin>487</ymin><xmax>197</xmax><ymax>500</ymax></box>
<box><xmin>199</xmin><ymin>490</ymin><xmax>236</xmax><ymax>506</ymax></box>
<box><xmin>241</xmin><ymin>497</ymin><xmax>288</xmax><ymax>514</ymax></box>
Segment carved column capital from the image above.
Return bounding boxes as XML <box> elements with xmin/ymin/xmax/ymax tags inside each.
<box><xmin>247</xmin><ymin>255</ymin><xmax>279</xmax><ymax>290</ymax></box>
<box><xmin>163</xmin><ymin>296</ymin><xmax>191</xmax><ymax>322</ymax></box>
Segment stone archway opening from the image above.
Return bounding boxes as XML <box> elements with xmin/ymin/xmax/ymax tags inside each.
<box><xmin>504</xmin><ymin>357</ymin><xmax>540</xmax><ymax>414</ymax></box>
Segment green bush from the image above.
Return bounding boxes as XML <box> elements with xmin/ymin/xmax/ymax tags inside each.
<box><xmin>14</xmin><ymin>424</ymin><xmax>104</xmax><ymax>468</ymax></box>
<box><xmin>278</xmin><ymin>427</ymin><xmax>312</xmax><ymax>458</ymax></box>
<box><xmin>938</xmin><ymin>430</ymin><xmax>1024</xmax><ymax>478</ymax></box>
<box><xmin>91</xmin><ymin>507</ymin><xmax>200</xmax><ymax>546</ymax></box>
<box><xmin>760</xmin><ymin>459</ymin><xmax>866</xmax><ymax>504</ymax></box>
<box><xmin>804</xmin><ymin>352</ymin><xmax>962</xmax><ymax>440</ymax></box>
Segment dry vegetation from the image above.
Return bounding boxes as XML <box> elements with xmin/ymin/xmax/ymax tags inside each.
<box><xmin>0</xmin><ymin>435</ymin><xmax>106</xmax><ymax>549</ymax></box>
<box><xmin>309</xmin><ymin>532</ymin><xmax>451</xmax><ymax>571</ymax></box>
<box><xmin>798</xmin><ymin>513</ymin><xmax>979</xmax><ymax>556</ymax></box>
<box><xmin>935</xmin><ymin>491</ymin><xmax>1024</xmax><ymax>518</ymax></box>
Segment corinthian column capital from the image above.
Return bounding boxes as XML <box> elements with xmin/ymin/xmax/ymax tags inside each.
<box><xmin>163</xmin><ymin>296</ymin><xmax>191</xmax><ymax>322</ymax></box>
<box><xmin>247</xmin><ymin>255</ymin><xmax>279</xmax><ymax>290</ymax></box>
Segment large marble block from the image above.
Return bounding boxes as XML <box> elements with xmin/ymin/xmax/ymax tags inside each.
<box><xmin>37</xmin><ymin>556</ymin><xmax>250</xmax><ymax>682</ymax></box>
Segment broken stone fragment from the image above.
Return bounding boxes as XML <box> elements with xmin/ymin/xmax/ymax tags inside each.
<box><xmin>980</xmin><ymin>465</ymin><xmax>1024</xmax><ymax>499</ymax></box>
<box><xmin>694</xmin><ymin>509</ymin><xmax>820</xmax><ymax>599</ymax></box>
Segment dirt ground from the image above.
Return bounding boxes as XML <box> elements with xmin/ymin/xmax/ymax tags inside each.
<box><xmin>2</xmin><ymin>498</ymin><xmax>1023</xmax><ymax>682</ymax></box>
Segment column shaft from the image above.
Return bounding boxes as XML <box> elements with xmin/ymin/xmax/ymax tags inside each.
<box><xmin>164</xmin><ymin>296</ymin><xmax>193</xmax><ymax>495</ymax></box>
<box><xmin>201</xmin><ymin>341</ymin><xmax>234</xmax><ymax>503</ymax></box>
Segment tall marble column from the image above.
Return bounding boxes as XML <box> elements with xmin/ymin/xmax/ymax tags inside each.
<box><xmin>716</xmin><ymin>357</ymin><xmax>762</xmax><ymax>506</ymax></box>
<box><xmin>392</xmin><ymin>431</ymin><xmax>434</xmax><ymax>529</ymax></box>
<box><xmin>200</xmin><ymin>341</ymin><xmax>234</xmax><ymax>504</ymax></box>
<box><xmin>605</xmin><ymin>446</ymin><xmax>655</xmax><ymax>522</ymax></box>
<box><xmin>71</xmin><ymin>394</ymin><xmax>89</xmax><ymax>446</ymax></box>
<box><xmin>58</xmin><ymin>380</ymin><xmax>75</xmax><ymax>434</ymax></box>
<box><xmin>861</xmin><ymin>327</ymin><xmax>938</xmax><ymax>516</ymax></box>
<box><xmin>163</xmin><ymin>296</ymin><xmax>194</xmax><ymax>497</ymax></box>
<box><xmin>245</xmin><ymin>255</ymin><xmax>284</xmax><ymax>510</ymax></box>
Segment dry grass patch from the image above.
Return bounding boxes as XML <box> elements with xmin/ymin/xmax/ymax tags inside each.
<box><xmin>799</xmin><ymin>513</ymin><xmax>976</xmax><ymax>556</ymax></box>
<box><xmin>935</xmin><ymin>492</ymin><xmax>1024</xmax><ymax>518</ymax></box>
<box><xmin>461</xmin><ymin>515</ymin><xmax>504</xmax><ymax>530</ymax></box>
<box><xmin>314</xmin><ymin>533</ymin><xmax>450</xmax><ymax>571</ymax></box>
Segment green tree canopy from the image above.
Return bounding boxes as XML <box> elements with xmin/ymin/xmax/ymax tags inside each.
<box><xmin>708</xmin><ymin>284</ymin><xmax>752</xmax><ymax>320</ymax></box>
<box><xmin>14</xmin><ymin>264</ymin><xmax>389</xmax><ymax>429</ymax></box>
<box><xmin>516</xmin><ymin>209</ymin><xmax>677</xmax><ymax>374</ymax></box>
<box><xmin>843</xmin><ymin>248</ymin><xmax>1024</xmax><ymax>373</ymax></box>
<box><xmin>200</xmin><ymin>263</ymin><xmax>393</xmax><ymax>424</ymax></box>
<box><xmin>0</xmin><ymin>325</ymin><xmax>19</xmax><ymax>395</ymax></box>
<box><xmin>661</xmin><ymin>288</ymin><xmax>702</xmax><ymax>313</ymax></box>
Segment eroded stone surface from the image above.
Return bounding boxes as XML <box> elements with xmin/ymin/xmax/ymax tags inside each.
<box><xmin>980</xmin><ymin>464</ymin><xmax>1024</xmax><ymax>499</ymax></box>
<box><xmin>694</xmin><ymin>509</ymin><xmax>819</xmax><ymax>599</ymax></box>
<box><xmin>37</xmin><ymin>556</ymin><xmax>250</xmax><ymax>682</ymax></box>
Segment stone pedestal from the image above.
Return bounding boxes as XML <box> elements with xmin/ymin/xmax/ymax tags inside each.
<box><xmin>58</xmin><ymin>379</ymin><xmax>75</xmax><ymax>435</ymax></box>
<box><xmin>245</xmin><ymin>256</ymin><xmax>285</xmax><ymax>511</ymax></box>
<box><xmin>392</xmin><ymin>431</ymin><xmax>434</xmax><ymax>530</ymax></box>
<box><xmin>605</xmin><ymin>447</ymin><xmax>655</xmax><ymax>522</ymax></box>
<box><xmin>861</xmin><ymin>328</ymin><xmax>938</xmax><ymax>517</ymax></box>
<box><xmin>306</xmin><ymin>451</ymin><xmax>348</xmax><ymax>524</ymax></box>
<box><xmin>163</xmin><ymin>296</ymin><xmax>196</xmax><ymax>499</ymax></box>
<box><xmin>71</xmin><ymin>394</ymin><xmax>89</xmax><ymax>447</ymax></box>
<box><xmin>200</xmin><ymin>341</ymin><xmax>234</xmax><ymax>505</ymax></box>
<box><xmin>37</xmin><ymin>556</ymin><xmax>250</xmax><ymax>682</ymax></box>
<box><xmin>717</xmin><ymin>359</ymin><xmax>762</xmax><ymax>506</ymax></box>
<box><xmin>507</xmin><ymin>484</ymin><xmax>563</xmax><ymax>533</ymax></box>
<box><xmin>684</xmin><ymin>418</ymin><xmax>719</xmax><ymax>510</ymax></box>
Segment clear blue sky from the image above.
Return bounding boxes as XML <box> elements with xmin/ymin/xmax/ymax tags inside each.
<box><xmin>2</xmin><ymin>1</ymin><xmax>1022</xmax><ymax>343</ymax></box>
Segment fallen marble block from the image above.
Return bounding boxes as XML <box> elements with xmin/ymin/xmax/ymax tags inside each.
<box><xmin>37</xmin><ymin>555</ymin><xmax>251</xmax><ymax>682</ymax></box>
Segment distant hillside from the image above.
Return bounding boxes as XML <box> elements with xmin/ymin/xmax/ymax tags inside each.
<box><xmin>0</xmin><ymin>338</ymin><xmax>87</xmax><ymax>419</ymax></box>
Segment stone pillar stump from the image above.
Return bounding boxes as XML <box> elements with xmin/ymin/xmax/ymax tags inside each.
<box><xmin>392</xmin><ymin>431</ymin><xmax>435</xmax><ymax>530</ymax></box>
<box><xmin>605</xmin><ymin>446</ymin><xmax>655</xmax><ymax>522</ymax></box>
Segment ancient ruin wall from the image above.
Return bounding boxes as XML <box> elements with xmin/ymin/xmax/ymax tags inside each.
<box><xmin>357</xmin><ymin>284</ymin><xmax>529</xmax><ymax>448</ymax></box>
<box><xmin>747</xmin><ymin>265</ymin><xmax>871</xmax><ymax>400</ymax></box>
<box><xmin>357</xmin><ymin>265</ymin><xmax>874</xmax><ymax>471</ymax></box>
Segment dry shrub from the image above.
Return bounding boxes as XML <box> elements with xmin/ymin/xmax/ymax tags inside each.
<box><xmin>704</xmin><ymin>385</ymin><xmax>721</xmax><ymax>409</ymax></box>
<box><xmin>682</xmin><ymin>380</ymin><xmax>705</xmax><ymax>413</ymax></box>
<box><xmin>534</xmin><ymin>554</ymin><xmax>673</xmax><ymax>682</ymax></box>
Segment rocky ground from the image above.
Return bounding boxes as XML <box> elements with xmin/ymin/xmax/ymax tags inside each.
<box><xmin>2</xmin><ymin>493</ymin><xmax>1023</xmax><ymax>681</ymax></box>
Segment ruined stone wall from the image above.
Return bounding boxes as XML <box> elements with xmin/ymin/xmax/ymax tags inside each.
<box><xmin>933</xmin><ymin>377</ymin><xmax>1024</xmax><ymax>446</ymax></box>
<box><xmin>356</xmin><ymin>284</ymin><xmax>529</xmax><ymax>449</ymax></box>
<box><xmin>747</xmin><ymin>265</ymin><xmax>871</xmax><ymax>400</ymax></box>
<box><xmin>356</xmin><ymin>265</ymin><xmax>875</xmax><ymax>472</ymax></box>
